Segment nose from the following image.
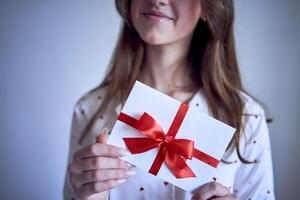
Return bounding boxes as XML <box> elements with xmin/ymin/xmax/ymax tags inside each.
<box><xmin>149</xmin><ymin>0</ymin><xmax>169</xmax><ymax>6</ymax></box>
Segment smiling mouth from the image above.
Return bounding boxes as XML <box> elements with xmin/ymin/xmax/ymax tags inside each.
<box><xmin>142</xmin><ymin>12</ymin><xmax>173</xmax><ymax>21</ymax></box>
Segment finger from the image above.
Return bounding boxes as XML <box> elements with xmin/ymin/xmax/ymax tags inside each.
<box><xmin>73</xmin><ymin>143</ymin><xmax>131</xmax><ymax>160</ymax></box>
<box><xmin>76</xmin><ymin>168</ymin><xmax>136</xmax><ymax>184</ymax></box>
<box><xmin>96</xmin><ymin>128</ymin><xmax>109</xmax><ymax>143</ymax></box>
<box><xmin>70</xmin><ymin>157</ymin><xmax>132</xmax><ymax>173</ymax></box>
<box><xmin>210</xmin><ymin>195</ymin><xmax>239</xmax><ymax>200</ymax></box>
<box><xmin>193</xmin><ymin>182</ymin><xmax>231</xmax><ymax>200</ymax></box>
<box><xmin>79</xmin><ymin>179</ymin><xmax>127</xmax><ymax>197</ymax></box>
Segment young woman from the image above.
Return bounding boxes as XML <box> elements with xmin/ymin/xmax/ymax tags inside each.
<box><xmin>64</xmin><ymin>0</ymin><xmax>275</xmax><ymax>199</ymax></box>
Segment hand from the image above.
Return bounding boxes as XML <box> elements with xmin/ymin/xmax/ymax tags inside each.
<box><xmin>68</xmin><ymin>128</ymin><xmax>135</xmax><ymax>200</ymax></box>
<box><xmin>192</xmin><ymin>182</ymin><xmax>239</xmax><ymax>200</ymax></box>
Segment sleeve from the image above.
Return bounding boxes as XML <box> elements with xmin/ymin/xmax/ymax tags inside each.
<box><xmin>233</xmin><ymin>107</ymin><xmax>275</xmax><ymax>199</ymax></box>
<box><xmin>63</xmin><ymin>104</ymin><xmax>110</xmax><ymax>200</ymax></box>
<box><xmin>63</xmin><ymin>106</ymin><xmax>84</xmax><ymax>200</ymax></box>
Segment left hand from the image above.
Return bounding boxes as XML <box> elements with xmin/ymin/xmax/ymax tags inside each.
<box><xmin>191</xmin><ymin>182</ymin><xmax>239</xmax><ymax>200</ymax></box>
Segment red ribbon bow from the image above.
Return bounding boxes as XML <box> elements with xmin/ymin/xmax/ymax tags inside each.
<box><xmin>117</xmin><ymin>103</ymin><xmax>220</xmax><ymax>178</ymax></box>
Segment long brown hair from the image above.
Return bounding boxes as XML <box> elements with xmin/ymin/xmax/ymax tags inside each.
<box><xmin>78</xmin><ymin>0</ymin><xmax>258</xmax><ymax>163</ymax></box>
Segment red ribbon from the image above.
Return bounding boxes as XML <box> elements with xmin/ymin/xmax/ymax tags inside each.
<box><xmin>117</xmin><ymin>103</ymin><xmax>220</xmax><ymax>178</ymax></box>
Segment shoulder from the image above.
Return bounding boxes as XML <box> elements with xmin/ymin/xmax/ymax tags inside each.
<box><xmin>69</xmin><ymin>86</ymin><xmax>116</xmax><ymax>145</ymax></box>
<box><xmin>240</xmin><ymin>91</ymin><xmax>267</xmax><ymax>132</ymax></box>
<box><xmin>72</xmin><ymin>86</ymin><xmax>108</xmax><ymax>126</ymax></box>
<box><xmin>240</xmin><ymin>92</ymin><xmax>265</xmax><ymax>117</ymax></box>
<box><xmin>240</xmin><ymin>91</ymin><xmax>267</xmax><ymax>134</ymax></box>
<box><xmin>239</xmin><ymin>92</ymin><xmax>270</xmax><ymax>156</ymax></box>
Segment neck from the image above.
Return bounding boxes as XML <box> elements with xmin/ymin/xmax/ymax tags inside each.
<box><xmin>141</xmin><ymin>36</ymin><xmax>195</xmax><ymax>95</ymax></box>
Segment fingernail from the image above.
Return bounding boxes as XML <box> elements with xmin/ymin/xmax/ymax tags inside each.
<box><xmin>124</xmin><ymin>162</ymin><xmax>133</xmax><ymax>168</ymax></box>
<box><xmin>125</xmin><ymin>169</ymin><xmax>136</xmax><ymax>176</ymax></box>
<box><xmin>115</xmin><ymin>179</ymin><xmax>127</xmax><ymax>184</ymax></box>
<box><xmin>120</xmin><ymin>149</ymin><xmax>131</xmax><ymax>156</ymax></box>
<box><xmin>97</xmin><ymin>128</ymin><xmax>109</xmax><ymax>137</ymax></box>
<box><xmin>102</xmin><ymin>128</ymin><xmax>109</xmax><ymax>135</ymax></box>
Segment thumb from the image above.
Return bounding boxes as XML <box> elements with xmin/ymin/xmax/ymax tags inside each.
<box><xmin>96</xmin><ymin>128</ymin><xmax>109</xmax><ymax>143</ymax></box>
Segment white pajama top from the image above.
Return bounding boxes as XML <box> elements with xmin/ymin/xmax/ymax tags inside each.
<box><xmin>63</xmin><ymin>87</ymin><xmax>275</xmax><ymax>200</ymax></box>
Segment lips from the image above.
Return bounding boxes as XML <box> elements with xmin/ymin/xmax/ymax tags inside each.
<box><xmin>142</xmin><ymin>10</ymin><xmax>173</xmax><ymax>20</ymax></box>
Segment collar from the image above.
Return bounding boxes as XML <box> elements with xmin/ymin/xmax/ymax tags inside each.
<box><xmin>114</xmin><ymin>88</ymin><xmax>210</xmax><ymax>116</ymax></box>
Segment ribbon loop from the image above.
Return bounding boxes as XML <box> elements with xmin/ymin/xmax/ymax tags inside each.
<box><xmin>168</xmin><ymin>139</ymin><xmax>194</xmax><ymax>159</ymax></box>
<box><xmin>135</xmin><ymin>112</ymin><xmax>165</xmax><ymax>140</ymax></box>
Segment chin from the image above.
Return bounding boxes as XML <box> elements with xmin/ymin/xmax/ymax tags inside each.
<box><xmin>139</xmin><ymin>32</ymin><xmax>166</xmax><ymax>45</ymax></box>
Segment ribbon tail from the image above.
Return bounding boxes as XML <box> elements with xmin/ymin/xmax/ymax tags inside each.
<box><xmin>165</xmin><ymin>148</ymin><xmax>196</xmax><ymax>178</ymax></box>
<box><xmin>149</xmin><ymin>146</ymin><xmax>166</xmax><ymax>176</ymax></box>
<box><xmin>123</xmin><ymin>138</ymin><xmax>161</xmax><ymax>154</ymax></box>
<box><xmin>193</xmin><ymin>149</ymin><xmax>220</xmax><ymax>168</ymax></box>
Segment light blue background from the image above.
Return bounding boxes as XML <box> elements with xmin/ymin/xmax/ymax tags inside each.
<box><xmin>0</xmin><ymin>0</ymin><xmax>299</xmax><ymax>199</ymax></box>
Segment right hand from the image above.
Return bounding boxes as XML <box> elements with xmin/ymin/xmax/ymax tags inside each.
<box><xmin>68</xmin><ymin>128</ymin><xmax>136</xmax><ymax>200</ymax></box>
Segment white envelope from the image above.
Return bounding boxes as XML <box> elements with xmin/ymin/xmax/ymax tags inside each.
<box><xmin>107</xmin><ymin>81</ymin><xmax>235</xmax><ymax>192</ymax></box>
